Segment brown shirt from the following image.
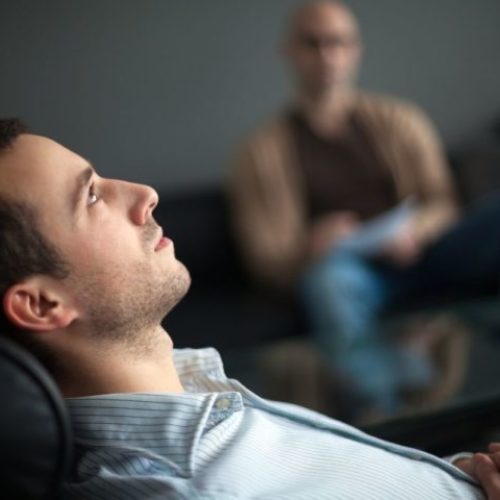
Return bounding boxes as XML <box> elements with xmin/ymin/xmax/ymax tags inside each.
<box><xmin>289</xmin><ymin>110</ymin><xmax>399</xmax><ymax>222</ymax></box>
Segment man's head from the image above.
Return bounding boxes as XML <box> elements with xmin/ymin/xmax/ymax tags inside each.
<box><xmin>0</xmin><ymin>119</ymin><xmax>190</xmax><ymax>373</ymax></box>
<box><xmin>284</xmin><ymin>0</ymin><xmax>362</xmax><ymax>96</ymax></box>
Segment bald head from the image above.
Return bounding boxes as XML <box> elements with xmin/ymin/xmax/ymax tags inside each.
<box><xmin>284</xmin><ymin>0</ymin><xmax>362</xmax><ymax>95</ymax></box>
<box><xmin>288</xmin><ymin>1</ymin><xmax>360</xmax><ymax>39</ymax></box>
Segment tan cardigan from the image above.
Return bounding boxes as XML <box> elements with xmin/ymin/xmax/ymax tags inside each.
<box><xmin>229</xmin><ymin>92</ymin><xmax>459</xmax><ymax>290</ymax></box>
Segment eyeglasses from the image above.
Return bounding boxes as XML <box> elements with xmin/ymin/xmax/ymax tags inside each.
<box><xmin>297</xmin><ymin>34</ymin><xmax>360</xmax><ymax>51</ymax></box>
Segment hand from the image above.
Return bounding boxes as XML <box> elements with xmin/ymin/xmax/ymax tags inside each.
<box><xmin>379</xmin><ymin>220</ymin><xmax>422</xmax><ymax>267</ymax></box>
<box><xmin>473</xmin><ymin>444</ymin><xmax>500</xmax><ymax>500</ymax></box>
<box><xmin>309</xmin><ymin>212</ymin><xmax>360</xmax><ymax>260</ymax></box>
<box><xmin>455</xmin><ymin>443</ymin><xmax>500</xmax><ymax>500</ymax></box>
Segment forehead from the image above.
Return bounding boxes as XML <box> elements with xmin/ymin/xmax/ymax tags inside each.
<box><xmin>291</xmin><ymin>3</ymin><xmax>359</xmax><ymax>38</ymax></box>
<box><xmin>0</xmin><ymin>134</ymin><xmax>87</xmax><ymax>206</ymax></box>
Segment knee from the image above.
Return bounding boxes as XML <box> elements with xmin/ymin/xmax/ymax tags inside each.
<box><xmin>302</xmin><ymin>253</ymin><xmax>376</xmax><ymax>299</ymax></box>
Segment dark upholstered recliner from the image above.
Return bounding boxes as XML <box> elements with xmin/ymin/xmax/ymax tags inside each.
<box><xmin>0</xmin><ymin>336</ymin><xmax>72</xmax><ymax>500</ymax></box>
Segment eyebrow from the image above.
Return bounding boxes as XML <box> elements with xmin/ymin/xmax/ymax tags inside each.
<box><xmin>71</xmin><ymin>164</ymin><xmax>95</xmax><ymax>216</ymax></box>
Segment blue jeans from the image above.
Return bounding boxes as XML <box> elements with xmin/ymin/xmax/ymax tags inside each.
<box><xmin>300</xmin><ymin>193</ymin><xmax>500</xmax><ymax>414</ymax></box>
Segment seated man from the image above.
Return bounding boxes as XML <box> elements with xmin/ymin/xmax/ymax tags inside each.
<box><xmin>230</xmin><ymin>0</ymin><xmax>500</xmax><ymax>418</ymax></box>
<box><xmin>0</xmin><ymin>118</ymin><xmax>496</xmax><ymax>499</ymax></box>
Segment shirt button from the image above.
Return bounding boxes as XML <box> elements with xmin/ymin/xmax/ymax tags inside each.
<box><xmin>215</xmin><ymin>398</ymin><xmax>231</xmax><ymax>410</ymax></box>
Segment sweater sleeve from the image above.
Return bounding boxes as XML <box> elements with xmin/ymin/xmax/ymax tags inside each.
<box><xmin>228</xmin><ymin>136</ymin><xmax>306</xmax><ymax>290</ymax></box>
<box><xmin>392</xmin><ymin>103</ymin><xmax>460</xmax><ymax>245</ymax></box>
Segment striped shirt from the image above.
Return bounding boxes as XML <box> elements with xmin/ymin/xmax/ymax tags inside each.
<box><xmin>64</xmin><ymin>348</ymin><xmax>484</xmax><ymax>499</ymax></box>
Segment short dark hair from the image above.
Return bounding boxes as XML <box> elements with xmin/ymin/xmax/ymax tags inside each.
<box><xmin>0</xmin><ymin>118</ymin><xmax>28</xmax><ymax>152</ymax></box>
<box><xmin>0</xmin><ymin>119</ymin><xmax>69</xmax><ymax>367</ymax></box>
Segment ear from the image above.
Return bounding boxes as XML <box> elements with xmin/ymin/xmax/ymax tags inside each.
<box><xmin>3</xmin><ymin>279</ymin><xmax>78</xmax><ymax>333</ymax></box>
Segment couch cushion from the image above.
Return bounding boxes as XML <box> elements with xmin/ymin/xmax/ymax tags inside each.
<box><xmin>154</xmin><ymin>186</ymin><xmax>243</xmax><ymax>284</ymax></box>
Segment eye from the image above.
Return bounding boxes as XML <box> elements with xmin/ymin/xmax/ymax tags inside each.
<box><xmin>87</xmin><ymin>184</ymin><xmax>101</xmax><ymax>206</ymax></box>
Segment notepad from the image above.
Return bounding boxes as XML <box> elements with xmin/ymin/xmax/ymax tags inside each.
<box><xmin>336</xmin><ymin>198</ymin><xmax>416</xmax><ymax>256</ymax></box>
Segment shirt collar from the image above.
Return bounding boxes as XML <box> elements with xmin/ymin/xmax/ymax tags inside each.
<box><xmin>173</xmin><ymin>347</ymin><xmax>227</xmax><ymax>387</ymax></box>
<box><xmin>65</xmin><ymin>348</ymin><xmax>242</xmax><ymax>477</ymax></box>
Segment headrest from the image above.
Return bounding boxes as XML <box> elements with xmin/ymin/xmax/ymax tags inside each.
<box><xmin>0</xmin><ymin>336</ymin><xmax>72</xmax><ymax>500</ymax></box>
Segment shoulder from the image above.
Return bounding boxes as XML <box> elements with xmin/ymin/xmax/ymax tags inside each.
<box><xmin>230</xmin><ymin>111</ymin><xmax>297</xmax><ymax>177</ymax></box>
<box><xmin>354</xmin><ymin>91</ymin><xmax>435</xmax><ymax>130</ymax></box>
<box><xmin>236</xmin><ymin>111</ymin><xmax>293</xmax><ymax>154</ymax></box>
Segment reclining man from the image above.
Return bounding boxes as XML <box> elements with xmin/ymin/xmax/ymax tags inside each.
<box><xmin>0</xmin><ymin>118</ymin><xmax>498</xmax><ymax>499</ymax></box>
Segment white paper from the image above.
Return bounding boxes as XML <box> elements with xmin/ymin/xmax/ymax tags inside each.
<box><xmin>335</xmin><ymin>198</ymin><xmax>416</xmax><ymax>256</ymax></box>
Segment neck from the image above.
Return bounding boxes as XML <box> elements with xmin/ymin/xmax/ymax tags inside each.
<box><xmin>57</xmin><ymin>326</ymin><xmax>184</xmax><ymax>397</ymax></box>
<box><xmin>297</xmin><ymin>85</ymin><xmax>356</xmax><ymax>137</ymax></box>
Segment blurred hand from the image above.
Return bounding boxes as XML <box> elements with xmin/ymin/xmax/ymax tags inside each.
<box><xmin>309</xmin><ymin>211</ymin><xmax>360</xmax><ymax>260</ymax></box>
<box><xmin>455</xmin><ymin>443</ymin><xmax>500</xmax><ymax>500</ymax></box>
<box><xmin>474</xmin><ymin>443</ymin><xmax>500</xmax><ymax>500</ymax></box>
<box><xmin>379</xmin><ymin>220</ymin><xmax>422</xmax><ymax>267</ymax></box>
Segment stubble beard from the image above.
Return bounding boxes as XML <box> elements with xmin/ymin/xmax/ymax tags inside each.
<box><xmin>73</xmin><ymin>258</ymin><xmax>191</xmax><ymax>355</ymax></box>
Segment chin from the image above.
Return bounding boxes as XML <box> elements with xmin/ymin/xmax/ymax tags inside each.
<box><xmin>171</xmin><ymin>262</ymin><xmax>192</xmax><ymax>303</ymax></box>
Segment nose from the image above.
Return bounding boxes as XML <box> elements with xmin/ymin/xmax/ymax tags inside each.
<box><xmin>128</xmin><ymin>183</ymin><xmax>159</xmax><ymax>226</ymax></box>
<box><xmin>318</xmin><ymin>42</ymin><xmax>340</xmax><ymax>63</ymax></box>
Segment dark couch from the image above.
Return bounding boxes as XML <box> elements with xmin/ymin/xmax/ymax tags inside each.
<box><xmin>155</xmin><ymin>187</ymin><xmax>306</xmax><ymax>351</ymax></box>
<box><xmin>152</xmin><ymin>171</ymin><xmax>500</xmax><ymax>415</ymax></box>
<box><xmin>153</xmin><ymin>122</ymin><xmax>500</xmax><ymax>408</ymax></box>
<box><xmin>154</xmin><ymin>182</ymin><xmax>500</xmax><ymax>351</ymax></box>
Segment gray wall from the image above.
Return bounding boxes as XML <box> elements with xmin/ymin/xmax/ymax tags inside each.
<box><xmin>1</xmin><ymin>0</ymin><xmax>499</xmax><ymax>191</ymax></box>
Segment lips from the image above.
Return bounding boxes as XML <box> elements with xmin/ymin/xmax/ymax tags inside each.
<box><xmin>154</xmin><ymin>229</ymin><xmax>171</xmax><ymax>251</ymax></box>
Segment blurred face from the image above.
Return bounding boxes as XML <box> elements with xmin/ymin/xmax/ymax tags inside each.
<box><xmin>0</xmin><ymin>134</ymin><xmax>190</xmax><ymax>337</ymax></box>
<box><xmin>286</xmin><ymin>1</ymin><xmax>362</xmax><ymax>95</ymax></box>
